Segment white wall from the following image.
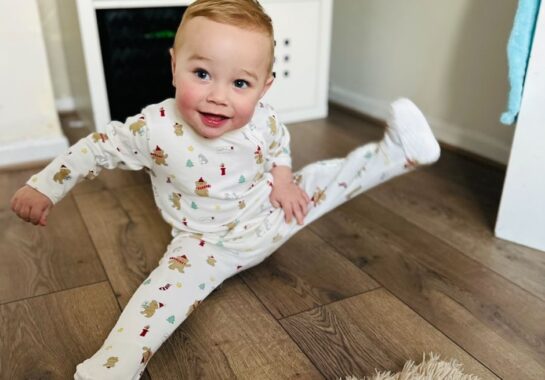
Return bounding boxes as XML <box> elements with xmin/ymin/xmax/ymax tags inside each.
<box><xmin>329</xmin><ymin>0</ymin><xmax>518</xmax><ymax>164</ymax></box>
<box><xmin>0</xmin><ymin>0</ymin><xmax>68</xmax><ymax>167</ymax></box>
<box><xmin>37</xmin><ymin>0</ymin><xmax>73</xmax><ymax>111</ymax></box>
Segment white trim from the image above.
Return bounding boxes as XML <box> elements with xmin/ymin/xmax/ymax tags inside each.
<box><xmin>76</xmin><ymin>0</ymin><xmax>111</xmax><ymax>132</ymax></box>
<box><xmin>0</xmin><ymin>137</ymin><xmax>69</xmax><ymax>168</ymax></box>
<box><xmin>280</xmin><ymin>105</ymin><xmax>327</xmax><ymax>124</ymax></box>
<box><xmin>316</xmin><ymin>0</ymin><xmax>333</xmax><ymax>124</ymax></box>
<box><xmin>55</xmin><ymin>97</ymin><xmax>76</xmax><ymax>113</ymax></box>
<box><xmin>329</xmin><ymin>85</ymin><xmax>389</xmax><ymax>120</ymax></box>
<box><xmin>329</xmin><ymin>85</ymin><xmax>510</xmax><ymax>164</ymax></box>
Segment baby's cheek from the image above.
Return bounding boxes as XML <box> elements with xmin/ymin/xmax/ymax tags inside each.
<box><xmin>237</xmin><ymin>103</ymin><xmax>258</xmax><ymax>125</ymax></box>
<box><xmin>176</xmin><ymin>89</ymin><xmax>197</xmax><ymax>119</ymax></box>
<box><xmin>178</xmin><ymin>89</ymin><xmax>194</xmax><ymax>109</ymax></box>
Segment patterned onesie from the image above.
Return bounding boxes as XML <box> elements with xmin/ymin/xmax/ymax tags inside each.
<box><xmin>27</xmin><ymin>98</ymin><xmax>420</xmax><ymax>379</ymax></box>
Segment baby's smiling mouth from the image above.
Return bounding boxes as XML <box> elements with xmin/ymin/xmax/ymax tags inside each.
<box><xmin>199</xmin><ymin>111</ymin><xmax>230</xmax><ymax>120</ymax></box>
<box><xmin>199</xmin><ymin>111</ymin><xmax>231</xmax><ymax>128</ymax></box>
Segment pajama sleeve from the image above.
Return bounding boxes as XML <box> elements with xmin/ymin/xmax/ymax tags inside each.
<box><xmin>26</xmin><ymin>113</ymin><xmax>152</xmax><ymax>204</ymax></box>
<box><xmin>261</xmin><ymin>105</ymin><xmax>292</xmax><ymax>171</ymax></box>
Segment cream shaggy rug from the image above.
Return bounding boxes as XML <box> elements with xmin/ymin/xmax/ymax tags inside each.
<box><xmin>343</xmin><ymin>353</ymin><xmax>482</xmax><ymax>380</ymax></box>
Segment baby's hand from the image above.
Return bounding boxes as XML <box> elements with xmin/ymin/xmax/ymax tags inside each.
<box><xmin>10</xmin><ymin>185</ymin><xmax>53</xmax><ymax>226</ymax></box>
<box><xmin>269</xmin><ymin>181</ymin><xmax>310</xmax><ymax>225</ymax></box>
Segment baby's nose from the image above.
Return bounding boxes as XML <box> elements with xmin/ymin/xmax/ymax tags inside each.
<box><xmin>206</xmin><ymin>85</ymin><xmax>228</xmax><ymax>105</ymax></box>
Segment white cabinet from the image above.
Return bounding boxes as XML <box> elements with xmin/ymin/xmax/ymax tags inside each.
<box><xmin>63</xmin><ymin>0</ymin><xmax>332</xmax><ymax>132</ymax></box>
<box><xmin>495</xmin><ymin>3</ymin><xmax>545</xmax><ymax>252</ymax></box>
<box><xmin>262</xmin><ymin>0</ymin><xmax>330</xmax><ymax>121</ymax></box>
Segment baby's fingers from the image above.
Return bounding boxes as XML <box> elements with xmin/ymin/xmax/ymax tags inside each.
<box><xmin>298</xmin><ymin>192</ymin><xmax>308</xmax><ymax>215</ymax></box>
<box><xmin>29</xmin><ymin>206</ymin><xmax>43</xmax><ymax>225</ymax></box>
<box><xmin>294</xmin><ymin>203</ymin><xmax>305</xmax><ymax>225</ymax></box>
<box><xmin>18</xmin><ymin>205</ymin><xmax>31</xmax><ymax>222</ymax></box>
<box><xmin>283</xmin><ymin>203</ymin><xmax>293</xmax><ymax>224</ymax></box>
<box><xmin>39</xmin><ymin>207</ymin><xmax>50</xmax><ymax>226</ymax></box>
<box><xmin>270</xmin><ymin>198</ymin><xmax>281</xmax><ymax>208</ymax></box>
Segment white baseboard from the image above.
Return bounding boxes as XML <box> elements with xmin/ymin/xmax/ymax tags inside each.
<box><xmin>329</xmin><ymin>85</ymin><xmax>510</xmax><ymax>165</ymax></box>
<box><xmin>0</xmin><ymin>137</ymin><xmax>69</xmax><ymax>168</ymax></box>
<box><xmin>55</xmin><ymin>97</ymin><xmax>76</xmax><ymax>113</ymax></box>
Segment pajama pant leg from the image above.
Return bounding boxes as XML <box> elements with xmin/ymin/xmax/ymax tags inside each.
<box><xmin>252</xmin><ymin>138</ymin><xmax>414</xmax><ymax>262</ymax></box>
<box><xmin>298</xmin><ymin>140</ymin><xmax>409</xmax><ymax>227</ymax></box>
<box><xmin>74</xmin><ymin>234</ymin><xmax>247</xmax><ymax>380</ymax></box>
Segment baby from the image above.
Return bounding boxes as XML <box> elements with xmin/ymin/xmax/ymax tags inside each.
<box><xmin>10</xmin><ymin>0</ymin><xmax>440</xmax><ymax>378</ymax></box>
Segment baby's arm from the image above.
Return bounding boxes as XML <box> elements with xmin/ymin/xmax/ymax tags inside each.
<box><xmin>11</xmin><ymin>113</ymin><xmax>152</xmax><ymax>226</ymax></box>
<box><xmin>270</xmin><ymin>165</ymin><xmax>310</xmax><ymax>225</ymax></box>
<box><xmin>260</xmin><ymin>104</ymin><xmax>310</xmax><ymax>224</ymax></box>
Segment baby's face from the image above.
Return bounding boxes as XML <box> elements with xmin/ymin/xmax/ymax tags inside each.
<box><xmin>171</xmin><ymin>17</ymin><xmax>274</xmax><ymax>139</ymax></box>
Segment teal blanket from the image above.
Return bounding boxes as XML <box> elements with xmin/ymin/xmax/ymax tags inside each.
<box><xmin>501</xmin><ymin>0</ymin><xmax>541</xmax><ymax>125</ymax></box>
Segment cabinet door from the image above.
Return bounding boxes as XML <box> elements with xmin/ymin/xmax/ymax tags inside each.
<box><xmin>261</xmin><ymin>0</ymin><xmax>321</xmax><ymax>113</ymax></box>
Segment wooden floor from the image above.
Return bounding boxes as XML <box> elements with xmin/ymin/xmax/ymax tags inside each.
<box><xmin>1</xmin><ymin>105</ymin><xmax>544</xmax><ymax>379</ymax></box>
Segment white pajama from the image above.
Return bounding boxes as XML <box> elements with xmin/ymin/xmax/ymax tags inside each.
<box><xmin>26</xmin><ymin>99</ymin><xmax>417</xmax><ymax>379</ymax></box>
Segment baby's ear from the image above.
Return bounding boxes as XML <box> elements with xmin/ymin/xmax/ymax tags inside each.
<box><xmin>260</xmin><ymin>74</ymin><xmax>275</xmax><ymax>98</ymax></box>
<box><xmin>169</xmin><ymin>48</ymin><xmax>176</xmax><ymax>87</ymax></box>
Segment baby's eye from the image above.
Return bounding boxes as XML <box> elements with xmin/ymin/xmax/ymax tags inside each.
<box><xmin>234</xmin><ymin>79</ymin><xmax>249</xmax><ymax>89</ymax></box>
<box><xmin>194</xmin><ymin>69</ymin><xmax>210</xmax><ymax>80</ymax></box>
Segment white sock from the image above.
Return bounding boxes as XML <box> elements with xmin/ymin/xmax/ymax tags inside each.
<box><xmin>382</xmin><ymin>98</ymin><xmax>440</xmax><ymax>166</ymax></box>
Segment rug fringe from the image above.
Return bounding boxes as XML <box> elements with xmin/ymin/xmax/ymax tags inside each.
<box><xmin>341</xmin><ymin>352</ymin><xmax>482</xmax><ymax>380</ymax></box>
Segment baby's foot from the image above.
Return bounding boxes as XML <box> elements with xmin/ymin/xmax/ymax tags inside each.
<box><xmin>383</xmin><ymin>98</ymin><xmax>440</xmax><ymax>167</ymax></box>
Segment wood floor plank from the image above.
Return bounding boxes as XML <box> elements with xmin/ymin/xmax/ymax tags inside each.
<box><xmin>149</xmin><ymin>277</ymin><xmax>324</xmax><ymax>379</ymax></box>
<box><xmin>0</xmin><ymin>282</ymin><xmax>151</xmax><ymax>379</ymax></box>
<box><xmin>309</xmin><ymin>196</ymin><xmax>545</xmax><ymax>379</ymax></box>
<box><xmin>280</xmin><ymin>288</ymin><xmax>498</xmax><ymax>380</ymax></box>
<box><xmin>73</xmin><ymin>185</ymin><xmax>172</xmax><ymax>307</ymax></box>
<box><xmin>0</xmin><ymin>195</ymin><xmax>106</xmax><ymax>304</ymax></box>
<box><xmin>366</xmin><ymin>167</ymin><xmax>545</xmax><ymax>302</ymax></box>
<box><xmin>240</xmin><ymin>228</ymin><xmax>379</xmax><ymax>319</ymax></box>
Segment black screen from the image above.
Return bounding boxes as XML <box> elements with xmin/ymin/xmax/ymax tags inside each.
<box><xmin>96</xmin><ymin>6</ymin><xmax>186</xmax><ymax>122</ymax></box>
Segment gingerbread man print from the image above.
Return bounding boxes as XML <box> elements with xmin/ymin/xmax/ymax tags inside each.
<box><xmin>53</xmin><ymin>165</ymin><xmax>71</xmax><ymax>184</ymax></box>
<box><xmin>168</xmin><ymin>255</ymin><xmax>192</xmax><ymax>273</ymax></box>
<box><xmin>195</xmin><ymin>177</ymin><xmax>211</xmax><ymax>196</ymax></box>
<box><xmin>140</xmin><ymin>300</ymin><xmax>164</xmax><ymax>318</ymax></box>
<box><xmin>92</xmin><ymin>132</ymin><xmax>109</xmax><ymax>143</ymax></box>
<box><xmin>129</xmin><ymin>118</ymin><xmax>146</xmax><ymax>136</ymax></box>
<box><xmin>173</xmin><ymin>122</ymin><xmax>184</xmax><ymax>136</ymax></box>
<box><xmin>151</xmin><ymin>146</ymin><xmax>168</xmax><ymax>165</ymax></box>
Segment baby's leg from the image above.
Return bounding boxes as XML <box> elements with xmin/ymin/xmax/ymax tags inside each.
<box><xmin>74</xmin><ymin>235</ymin><xmax>242</xmax><ymax>380</ymax></box>
<box><xmin>294</xmin><ymin>98</ymin><xmax>440</xmax><ymax>228</ymax></box>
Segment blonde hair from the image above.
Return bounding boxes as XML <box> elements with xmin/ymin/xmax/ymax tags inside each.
<box><xmin>173</xmin><ymin>0</ymin><xmax>275</xmax><ymax>73</ymax></box>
